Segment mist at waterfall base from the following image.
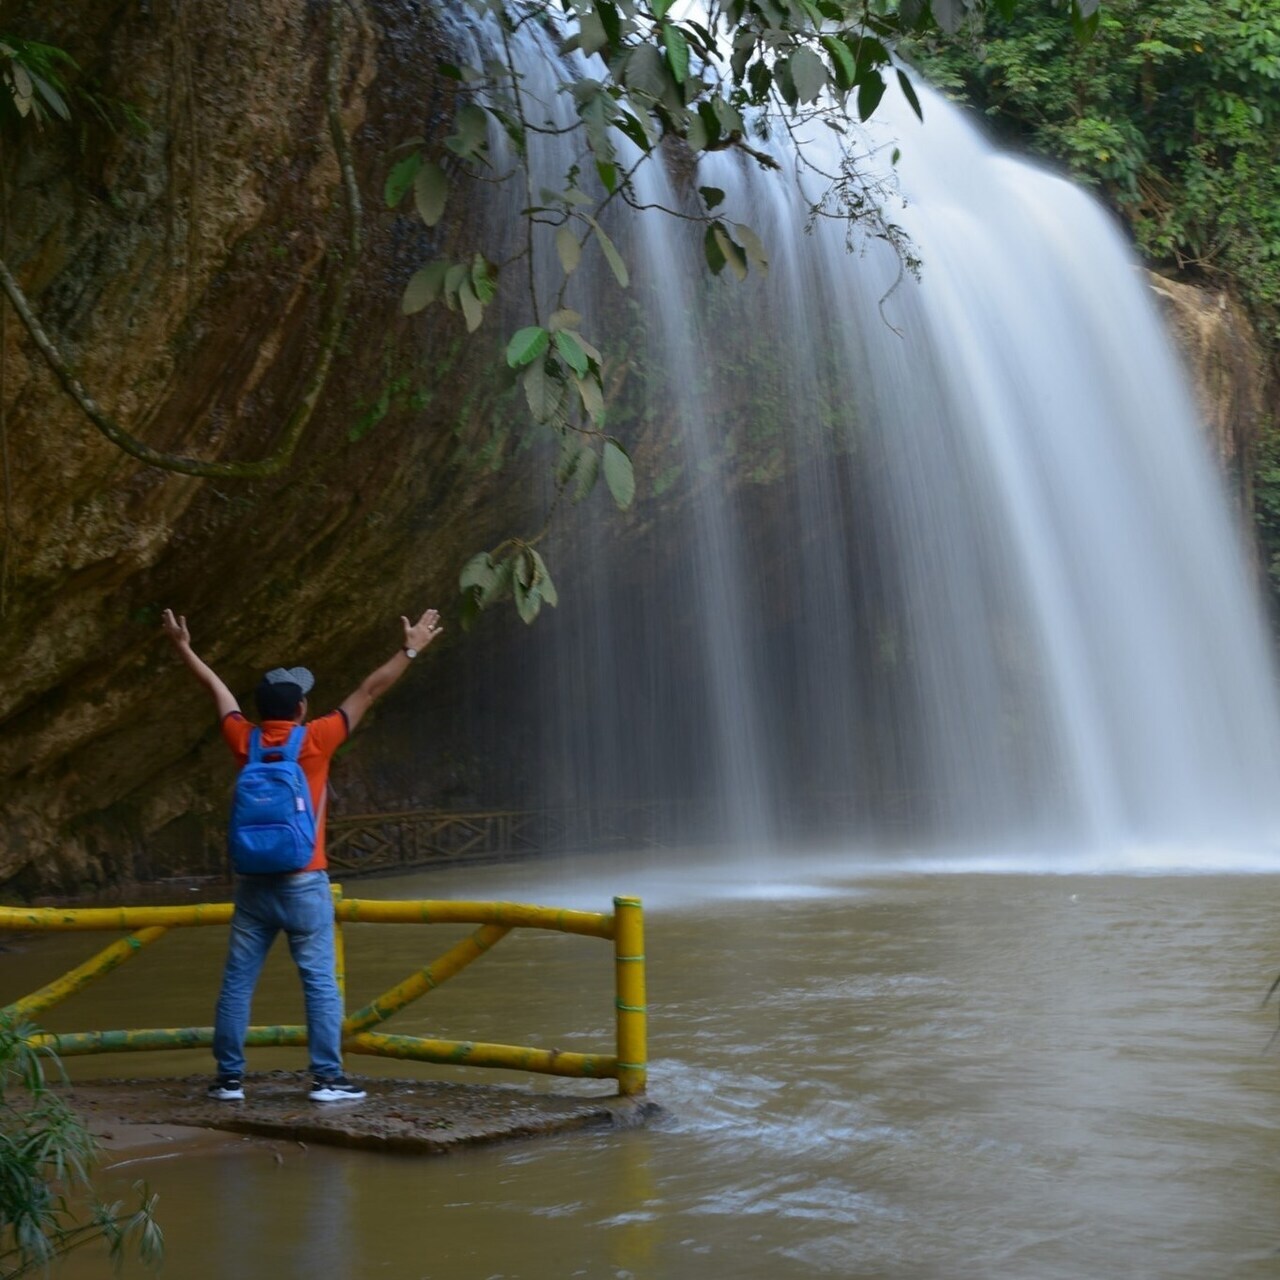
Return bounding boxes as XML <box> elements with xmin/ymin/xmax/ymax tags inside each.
<box><xmin>448</xmin><ymin>54</ymin><xmax>1280</xmax><ymax>875</ymax></box>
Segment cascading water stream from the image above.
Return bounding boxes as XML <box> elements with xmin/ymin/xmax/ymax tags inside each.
<box><xmin>767</xmin><ymin>83</ymin><xmax>1280</xmax><ymax>855</ymax></box>
<box><xmin>453</xmin><ymin>21</ymin><xmax>1280</xmax><ymax>864</ymax></box>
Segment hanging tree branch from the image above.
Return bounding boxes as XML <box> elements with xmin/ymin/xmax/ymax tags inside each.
<box><xmin>0</xmin><ymin>0</ymin><xmax>362</xmax><ymax>480</ymax></box>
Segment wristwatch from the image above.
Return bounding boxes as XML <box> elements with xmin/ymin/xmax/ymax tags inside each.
<box><xmin>403</xmin><ymin>646</ymin><xmax>418</xmax><ymax>660</ymax></box>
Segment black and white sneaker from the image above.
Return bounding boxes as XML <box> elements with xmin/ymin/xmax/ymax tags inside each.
<box><xmin>309</xmin><ymin>1076</ymin><xmax>366</xmax><ymax>1103</ymax></box>
<box><xmin>207</xmin><ymin>1076</ymin><xmax>244</xmax><ymax>1101</ymax></box>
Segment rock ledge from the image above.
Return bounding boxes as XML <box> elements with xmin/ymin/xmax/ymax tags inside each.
<box><xmin>64</xmin><ymin>1072</ymin><xmax>659</xmax><ymax>1162</ymax></box>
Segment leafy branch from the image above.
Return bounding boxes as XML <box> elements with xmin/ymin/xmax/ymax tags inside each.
<box><xmin>0</xmin><ymin>1016</ymin><xmax>162</xmax><ymax>1277</ymax></box>
<box><xmin>388</xmin><ymin>0</ymin><xmax>1098</xmax><ymax>625</ymax></box>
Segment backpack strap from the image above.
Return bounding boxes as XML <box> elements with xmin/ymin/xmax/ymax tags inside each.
<box><xmin>246</xmin><ymin>724</ymin><xmax>306</xmax><ymax>764</ymax></box>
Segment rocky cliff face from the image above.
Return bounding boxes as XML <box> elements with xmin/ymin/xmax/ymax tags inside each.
<box><xmin>0</xmin><ymin>0</ymin><xmax>529</xmax><ymax>893</ymax></box>
<box><xmin>1149</xmin><ymin>273</ymin><xmax>1276</xmax><ymax>519</ymax></box>
<box><xmin>0</xmin><ymin>3</ymin><xmax>1275</xmax><ymax>895</ymax></box>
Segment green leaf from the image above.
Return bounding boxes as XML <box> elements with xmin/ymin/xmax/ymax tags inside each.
<box><xmin>489</xmin><ymin>558</ymin><xmax>515</xmax><ymax>602</ymax></box>
<box><xmin>624</xmin><ymin>44</ymin><xmax>670</xmax><ymax>102</ymax></box>
<box><xmin>458</xmin><ymin>278</ymin><xmax>483</xmax><ymax>332</ymax></box>
<box><xmin>711</xmin><ymin>97</ymin><xmax>744</xmax><ymax>138</ymax></box>
<box><xmin>445</xmin><ymin>103</ymin><xmax>489</xmax><ymax>161</ymax></box>
<box><xmin>713</xmin><ymin>224</ymin><xmax>748</xmax><ymax>281</ymax></box>
<box><xmin>514</xmin><ymin>587</ymin><xmax>542</xmax><ymax>625</ymax></box>
<box><xmin>557</xmin><ymin>435</ymin><xmax>586</xmax><ymax>485</ymax></box>
<box><xmin>789</xmin><ymin>47</ymin><xmax>828</xmax><ymax>105</ymax></box>
<box><xmin>530</xmin><ymin>549</ymin><xmax>558</xmax><ymax>608</ymax></box>
<box><xmin>699</xmin><ymin>185</ymin><xmax>726</xmax><ymax>210</ymax></box>
<box><xmin>652</xmin><ymin>0</ymin><xmax>673</xmax><ymax>16</ymax></box>
<box><xmin>10</xmin><ymin>62</ymin><xmax>33</xmax><ymax>115</ymax></box>
<box><xmin>31</xmin><ymin>73</ymin><xmax>69</xmax><ymax>122</ymax></box>
<box><xmin>587</xmin><ymin>218</ymin><xmax>630</xmax><ymax>287</ymax></box>
<box><xmin>443</xmin><ymin>263</ymin><xmax>469</xmax><ymax>302</ymax></box>
<box><xmin>603</xmin><ymin>439</ymin><xmax>636</xmax><ymax>510</ymax></box>
<box><xmin>523</xmin><ymin>360</ymin><xmax>565</xmax><ymax>424</ymax></box>
<box><xmin>555</xmin><ymin>330</ymin><xmax>590</xmax><ymax>376</ymax></box>
<box><xmin>513</xmin><ymin>550</ymin><xmax>543</xmax><ymax>624</ymax></box>
<box><xmin>578</xmin><ymin>8</ymin><xmax>609</xmax><ymax>56</ymax></box>
<box><xmin>506</xmin><ymin>326</ymin><xmax>550</xmax><ymax>368</ymax></box>
<box><xmin>821</xmin><ymin>35</ymin><xmax>857</xmax><ymax>93</ymax></box>
<box><xmin>471</xmin><ymin>254</ymin><xmax>497</xmax><ymax>303</ymax></box>
<box><xmin>513</xmin><ymin>547</ymin><xmax>533</xmax><ymax>591</ymax></box>
<box><xmin>572</xmin><ymin>330</ymin><xmax>603</xmax><ymax>364</ymax></box>
<box><xmin>556</xmin><ymin>224</ymin><xmax>583</xmax><ymax>275</ymax></box>
<box><xmin>695</xmin><ymin>104</ymin><xmax>722</xmax><ymax>152</ymax></box>
<box><xmin>459</xmin><ymin>553</ymin><xmax>498</xmax><ymax>594</ymax></box>
<box><xmin>732</xmin><ymin>222</ymin><xmax>769</xmax><ymax>274</ymax></box>
<box><xmin>597</xmin><ymin>1</ymin><xmax>623</xmax><ymax>46</ymax></box>
<box><xmin>548</xmin><ymin>308</ymin><xmax>582</xmax><ymax>333</ymax></box>
<box><xmin>1071</xmin><ymin>2</ymin><xmax>1101</xmax><ymax>41</ymax></box>
<box><xmin>597</xmin><ymin>159</ymin><xmax>620</xmax><ymax>193</ymax></box>
<box><xmin>459</xmin><ymin>588</ymin><xmax>482</xmax><ymax>633</ymax></box>
<box><xmin>384</xmin><ymin>152</ymin><xmax>422</xmax><ymax>208</ymax></box>
<box><xmin>413</xmin><ymin>160</ymin><xmax>448</xmax><ymax>226</ymax></box>
<box><xmin>686</xmin><ymin>110</ymin><xmax>709</xmax><ymax>152</ymax></box>
<box><xmin>663</xmin><ymin>23</ymin><xmax>690</xmax><ymax>85</ymax></box>
<box><xmin>929</xmin><ymin>0</ymin><xmax>964</xmax><ymax>34</ymax></box>
<box><xmin>436</xmin><ymin>59</ymin><xmax>481</xmax><ymax>82</ymax></box>
<box><xmin>401</xmin><ymin>261</ymin><xmax>448</xmax><ymax>314</ymax></box>
<box><xmin>857</xmin><ymin>69</ymin><xmax>886</xmax><ymax>121</ymax></box>
<box><xmin>572</xmin><ymin>445</ymin><xmax>601</xmax><ymax>502</ymax></box>
<box><xmin>574</xmin><ymin>370</ymin><xmax>606</xmax><ymax>423</ymax></box>
<box><xmin>896</xmin><ymin>69</ymin><xmax>922</xmax><ymax>123</ymax></box>
<box><xmin>580</xmin><ymin>92</ymin><xmax>616</xmax><ymax>169</ymax></box>
<box><xmin>704</xmin><ymin>223</ymin><xmax>727</xmax><ymax>274</ymax></box>
<box><xmin>614</xmin><ymin>110</ymin><xmax>653</xmax><ymax>154</ymax></box>
<box><xmin>747</xmin><ymin>60</ymin><xmax>773</xmax><ymax>104</ymax></box>
<box><xmin>853</xmin><ymin>36</ymin><xmax>891</xmax><ymax>79</ymax></box>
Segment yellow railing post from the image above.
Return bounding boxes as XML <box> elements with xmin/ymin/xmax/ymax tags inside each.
<box><xmin>330</xmin><ymin>881</ymin><xmax>346</xmax><ymax>1012</ymax></box>
<box><xmin>613</xmin><ymin>896</ymin><xmax>647</xmax><ymax>1097</ymax></box>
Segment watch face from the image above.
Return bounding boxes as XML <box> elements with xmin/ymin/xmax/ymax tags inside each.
<box><xmin>405</xmin><ymin>647</ymin><xmax>418</xmax><ymax>659</ymax></box>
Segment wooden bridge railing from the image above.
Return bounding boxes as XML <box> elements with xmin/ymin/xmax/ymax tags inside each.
<box><xmin>325</xmin><ymin>801</ymin><xmax>712</xmax><ymax>874</ymax></box>
<box><xmin>323</xmin><ymin>792</ymin><xmax>935</xmax><ymax>875</ymax></box>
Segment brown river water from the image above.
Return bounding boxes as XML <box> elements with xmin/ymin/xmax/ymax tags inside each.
<box><xmin>3</xmin><ymin>849</ymin><xmax>1279</xmax><ymax>1280</ymax></box>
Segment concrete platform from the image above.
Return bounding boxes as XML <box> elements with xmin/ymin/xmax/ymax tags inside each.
<box><xmin>64</xmin><ymin>1072</ymin><xmax>659</xmax><ymax>1163</ymax></box>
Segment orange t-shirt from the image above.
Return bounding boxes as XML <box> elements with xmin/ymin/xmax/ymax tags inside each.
<box><xmin>221</xmin><ymin>711</ymin><xmax>348</xmax><ymax>871</ymax></box>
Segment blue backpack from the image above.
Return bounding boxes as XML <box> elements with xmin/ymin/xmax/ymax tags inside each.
<box><xmin>228</xmin><ymin>726</ymin><xmax>317</xmax><ymax>874</ymax></box>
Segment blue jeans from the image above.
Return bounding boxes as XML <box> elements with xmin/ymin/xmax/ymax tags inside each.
<box><xmin>212</xmin><ymin>870</ymin><xmax>344</xmax><ymax>1079</ymax></box>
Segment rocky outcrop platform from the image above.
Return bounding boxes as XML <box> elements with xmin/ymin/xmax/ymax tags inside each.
<box><xmin>66</xmin><ymin>1072</ymin><xmax>659</xmax><ymax>1163</ymax></box>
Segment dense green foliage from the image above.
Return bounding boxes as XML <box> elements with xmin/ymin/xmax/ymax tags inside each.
<box><xmin>908</xmin><ymin>0</ymin><xmax>1280</xmax><ymax>338</ymax></box>
<box><xmin>0</xmin><ymin>1018</ymin><xmax>161</xmax><ymax>1277</ymax></box>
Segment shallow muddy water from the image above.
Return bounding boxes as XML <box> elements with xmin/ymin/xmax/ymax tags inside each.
<box><xmin>5</xmin><ymin>850</ymin><xmax>1280</xmax><ymax>1279</ymax></box>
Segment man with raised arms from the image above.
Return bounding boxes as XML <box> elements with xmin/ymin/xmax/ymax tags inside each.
<box><xmin>162</xmin><ymin>606</ymin><xmax>443</xmax><ymax>1102</ymax></box>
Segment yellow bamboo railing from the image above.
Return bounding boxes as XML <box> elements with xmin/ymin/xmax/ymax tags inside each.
<box><xmin>0</xmin><ymin>888</ymin><xmax>647</xmax><ymax>1096</ymax></box>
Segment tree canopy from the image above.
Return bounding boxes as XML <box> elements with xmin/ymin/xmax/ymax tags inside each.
<box><xmin>907</xmin><ymin>0</ymin><xmax>1280</xmax><ymax>337</ymax></box>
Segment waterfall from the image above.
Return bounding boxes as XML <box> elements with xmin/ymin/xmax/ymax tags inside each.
<box><xmin>451</xmin><ymin>27</ymin><xmax>1280</xmax><ymax>864</ymax></box>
